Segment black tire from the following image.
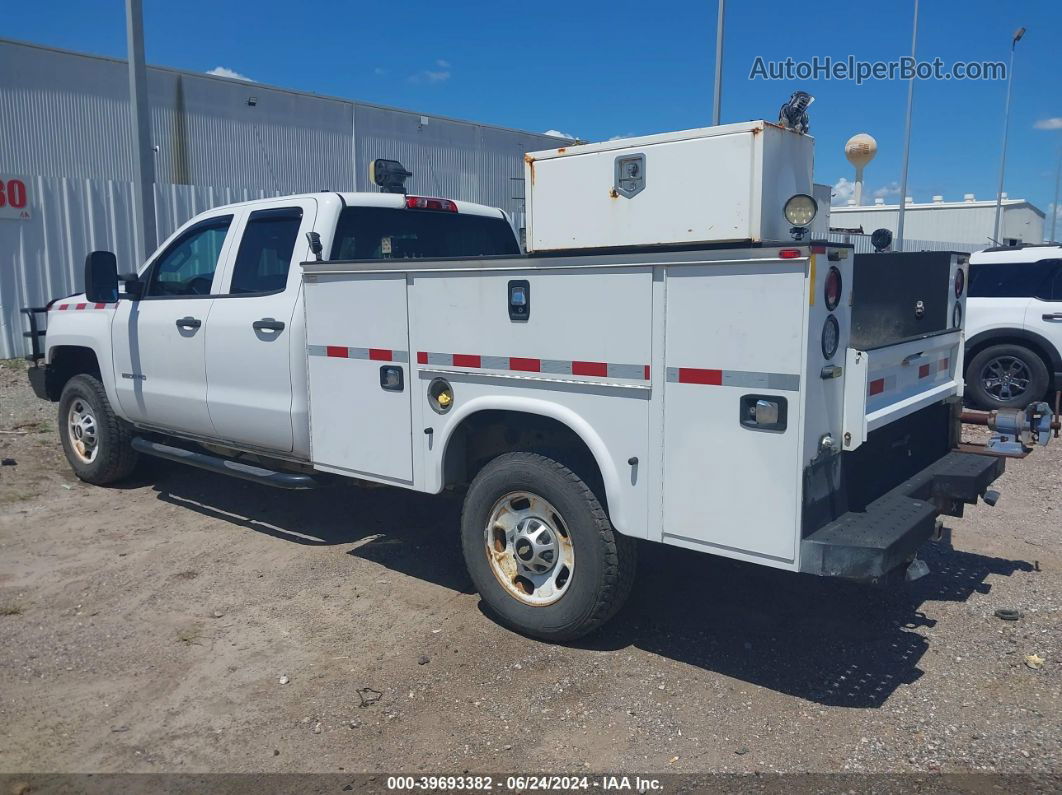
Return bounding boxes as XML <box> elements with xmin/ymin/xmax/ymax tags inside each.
<box><xmin>965</xmin><ymin>344</ymin><xmax>1049</xmax><ymax>410</ymax></box>
<box><xmin>58</xmin><ymin>374</ymin><xmax>140</xmax><ymax>485</ymax></box>
<box><xmin>461</xmin><ymin>452</ymin><xmax>636</xmax><ymax>642</ymax></box>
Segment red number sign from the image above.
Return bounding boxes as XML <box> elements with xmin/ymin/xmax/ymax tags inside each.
<box><xmin>0</xmin><ymin>177</ymin><xmax>30</xmax><ymax>219</ymax></box>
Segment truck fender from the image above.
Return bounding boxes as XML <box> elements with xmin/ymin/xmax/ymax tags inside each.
<box><xmin>45</xmin><ymin>331</ymin><xmax>121</xmax><ymax>416</ymax></box>
<box><xmin>433</xmin><ymin>395</ymin><xmax>636</xmax><ymax>537</ymax></box>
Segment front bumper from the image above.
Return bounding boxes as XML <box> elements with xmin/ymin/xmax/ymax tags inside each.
<box><xmin>799</xmin><ymin>451</ymin><xmax>1005</xmax><ymax>581</ymax></box>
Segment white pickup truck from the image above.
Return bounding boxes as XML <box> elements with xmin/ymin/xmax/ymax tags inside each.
<box><xmin>23</xmin><ymin>122</ymin><xmax>1051</xmax><ymax>641</ymax></box>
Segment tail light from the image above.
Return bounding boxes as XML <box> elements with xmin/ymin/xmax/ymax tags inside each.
<box><xmin>405</xmin><ymin>196</ymin><xmax>458</xmax><ymax>212</ymax></box>
<box><xmin>778</xmin><ymin>248</ymin><xmax>802</xmax><ymax>259</ymax></box>
<box><xmin>954</xmin><ymin>268</ymin><xmax>965</xmax><ymax>297</ymax></box>
<box><xmin>824</xmin><ymin>266</ymin><xmax>842</xmax><ymax>310</ymax></box>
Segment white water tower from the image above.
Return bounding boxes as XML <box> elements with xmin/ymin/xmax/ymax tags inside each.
<box><xmin>845</xmin><ymin>133</ymin><xmax>877</xmax><ymax>207</ymax></box>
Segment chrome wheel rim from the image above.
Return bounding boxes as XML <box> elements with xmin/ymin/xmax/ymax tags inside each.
<box><xmin>980</xmin><ymin>356</ymin><xmax>1032</xmax><ymax>402</ymax></box>
<box><xmin>484</xmin><ymin>491</ymin><xmax>575</xmax><ymax>607</ymax></box>
<box><xmin>67</xmin><ymin>398</ymin><xmax>99</xmax><ymax>463</ymax></box>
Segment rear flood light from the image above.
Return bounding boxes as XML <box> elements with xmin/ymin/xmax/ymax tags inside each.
<box><xmin>405</xmin><ymin>195</ymin><xmax>458</xmax><ymax>212</ymax></box>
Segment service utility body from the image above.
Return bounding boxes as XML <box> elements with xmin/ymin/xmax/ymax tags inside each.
<box><xmin>24</xmin><ymin>118</ymin><xmax>1053</xmax><ymax>641</ymax></box>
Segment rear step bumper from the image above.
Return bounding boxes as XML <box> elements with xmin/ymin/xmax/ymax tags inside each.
<box><xmin>799</xmin><ymin>452</ymin><xmax>1005</xmax><ymax>582</ymax></box>
<box><xmin>131</xmin><ymin>437</ymin><xmax>318</xmax><ymax>490</ymax></box>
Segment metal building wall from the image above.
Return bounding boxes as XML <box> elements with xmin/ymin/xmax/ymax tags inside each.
<box><xmin>0</xmin><ymin>38</ymin><xmax>565</xmax><ymax>358</ymax></box>
<box><xmin>830</xmin><ymin>202</ymin><xmax>1045</xmax><ymax>247</ymax></box>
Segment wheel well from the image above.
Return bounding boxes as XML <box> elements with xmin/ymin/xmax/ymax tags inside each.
<box><xmin>965</xmin><ymin>334</ymin><xmax>1055</xmax><ymax>388</ymax></box>
<box><xmin>45</xmin><ymin>346</ymin><xmax>101</xmax><ymax>400</ymax></box>
<box><xmin>442</xmin><ymin>410</ymin><xmax>606</xmax><ymax>502</ymax></box>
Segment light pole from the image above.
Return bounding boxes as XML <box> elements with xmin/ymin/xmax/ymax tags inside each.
<box><xmin>992</xmin><ymin>26</ymin><xmax>1026</xmax><ymax>246</ymax></box>
<box><xmin>1051</xmin><ymin>147</ymin><xmax>1061</xmax><ymax>243</ymax></box>
<box><xmin>126</xmin><ymin>0</ymin><xmax>157</xmax><ymax>264</ymax></box>
<box><xmin>712</xmin><ymin>0</ymin><xmax>725</xmax><ymax>126</ymax></box>
<box><xmin>895</xmin><ymin>0</ymin><xmax>919</xmax><ymax>252</ymax></box>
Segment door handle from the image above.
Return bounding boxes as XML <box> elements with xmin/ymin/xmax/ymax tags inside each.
<box><xmin>176</xmin><ymin>316</ymin><xmax>201</xmax><ymax>329</ymax></box>
<box><xmin>1042</xmin><ymin>313</ymin><xmax>1062</xmax><ymax>321</ymax></box>
<box><xmin>252</xmin><ymin>318</ymin><xmax>286</xmax><ymax>332</ymax></box>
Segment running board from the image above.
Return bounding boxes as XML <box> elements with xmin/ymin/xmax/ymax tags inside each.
<box><xmin>131</xmin><ymin>437</ymin><xmax>318</xmax><ymax>490</ymax></box>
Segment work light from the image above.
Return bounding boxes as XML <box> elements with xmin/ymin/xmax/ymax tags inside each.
<box><xmin>784</xmin><ymin>194</ymin><xmax>817</xmax><ymax>226</ymax></box>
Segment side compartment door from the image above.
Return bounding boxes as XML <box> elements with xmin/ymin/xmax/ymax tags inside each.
<box><xmin>304</xmin><ymin>272</ymin><xmax>413</xmax><ymax>483</ymax></box>
<box><xmin>661</xmin><ymin>261</ymin><xmax>805</xmax><ymax>563</ymax></box>
<box><xmin>204</xmin><ymin>200</ymin><xmax>317</xmax><ymax>453</ymax></box>
<box><xmin>111</xmin><ymin>212</ymin><xmax>238</xmax><ymax>436</ymax></box>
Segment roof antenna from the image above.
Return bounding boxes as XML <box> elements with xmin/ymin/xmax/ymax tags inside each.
<box><xmin>370</xmin><ymin>159</ymin><xmax>412</xmax><ymax>194</ymax></box>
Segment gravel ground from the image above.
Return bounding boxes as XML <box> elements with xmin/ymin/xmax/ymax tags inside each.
<box><xmin>0</xmin><ymin>360</ymin><xmax>1059</xmax><ymax>776</ymax></box>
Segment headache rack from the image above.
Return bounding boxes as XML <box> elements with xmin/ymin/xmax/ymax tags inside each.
<box><xmin>20</xmin><ymin>306</ymin><xmax>48</xmax><ymax>363</ymax></box>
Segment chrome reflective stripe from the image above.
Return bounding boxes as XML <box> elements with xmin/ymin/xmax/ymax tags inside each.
<box><xmin>308</xmin><ymin>345</ymin><xmax>408</xmax><ymax>363</ymax></box>
<box><xmin>665</xmin><ymin>367</ymin><xmax>800</xmax><ymax>391</ymax></box>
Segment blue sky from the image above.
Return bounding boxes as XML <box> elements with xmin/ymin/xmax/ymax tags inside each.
<box><xmin>6</xmin><ymin>0</ymin><xmax>1062</xmax><ymax>225</ymax></box>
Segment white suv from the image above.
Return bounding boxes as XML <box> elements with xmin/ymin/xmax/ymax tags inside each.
<box><xmin>965</xmin><ymin>244</ymin><xmax>1062</xmax><ymax>409</ymax></box>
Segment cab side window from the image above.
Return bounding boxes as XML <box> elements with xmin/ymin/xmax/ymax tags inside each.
<box><xmin>145</xmin><ymin>217</ymin><xmax>233</xmax><ymax>298</ymax></box>
<box><xmin>228</xmin><ymin>207</ymin><xmax>303</xmax><ymax>295</ymax></box>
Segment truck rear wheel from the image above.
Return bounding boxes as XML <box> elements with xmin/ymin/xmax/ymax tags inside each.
<box><xmin>965</xmin><ymin>344</ymin><xmax>1049</xmax><ymax>410</ymax></box>
<box><xmin>58</xmin><ymin>374</ymin><xmax>139</xmax><ymax>485</ymax></box>
<box><xmin>461</xmin><ymin>452</ymin><xmax>636</xmax><ymax>642</ymax></box>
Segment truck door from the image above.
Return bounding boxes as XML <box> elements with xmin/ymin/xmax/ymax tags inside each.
<box><xmin>204</xmin><ymin>199</ymin><xmax>317</xmax><ymax>453</ymax></box>
<box><xmin>111</xmin><ymin>211</ymin><xmax>238</xmax><ymax>436</ymax></box>
<box><xmin>1024</xmin><ymin>259</ymin><xmax>1062</xmax><ymax>385</ymax></box>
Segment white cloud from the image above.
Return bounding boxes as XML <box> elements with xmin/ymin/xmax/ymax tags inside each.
<box><xmin>1034</xmin><ymin>117</ymin><xmax>1062</xmax><ymax>130</ymax></box>
<box><xmin>436</xmin><ymin>59</ymin><xmax>451</xmax><ymax>68</ymax></box>
<box><xmin>374</xmin><ymin>67</ymin><xmax>388</xmax><ymax>76</ymax></box>
<box><xmin>873</xmin><ymin>181</ymin><xmax>901</xmax><ymax>199</ymax></box>
<box><xmin>409</xmin><ymin>67</ymin><xmax>451</xmax><ymax>84</ymax></box>
<box><xmin>544</xmin><ymin>129</ymin><xmax>575</xmax><ymax>139</ymax></box>
<box><xmin>206</xmin><ymin>66</ymin><xmax>253</xmax><ymax>82</ymax></box>
<box><xmin>831</xmin><ymin>177</ymin><xmax>855</xmax><ymax>205</ymax></box>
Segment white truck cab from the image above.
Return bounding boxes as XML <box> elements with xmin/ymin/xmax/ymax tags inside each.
<box><xmin>23</xmin><ymin>125</ymin><xmax>1052</xmax><ymax>641</ymax></box>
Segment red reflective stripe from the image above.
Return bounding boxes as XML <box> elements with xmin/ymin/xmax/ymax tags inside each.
<box><xmin>368</xmin><ymin>348</ymin><xmax>392</xmax><ymax>361</ymax></box>
<box><xmin>571</xmin><ymin>360</ymin><xmax>607</xmax><ymax>377</ymax></box>
<box><xmin>811</xmin><ymin>245</ymin><xmax>827</xmax><ymax>254</ymax></box>
<box><xmin>94</xmin><ymin>303</ymin><xmax>106</xmax><ymax>309</ymax></box>
<box><xmin>869</xmin><ymin>378</ymin><xmax>886</xmax><ymax>396</ymax></box>
<box><xmin>75</xmin><ymin>303</ymin><xmax>86</xmax><ymax>310</ymax></box>
<box><xmin>326</xmin><ymin>346</ymin><xmax>348</xmax><ymax>358</ymax></box>
<box><xmin>509</xmin><ymin>357</ymin><xmax>540</xmax><ymax>372</ymax></box>
<box><xmin>644</xmin><ymin>365</ymin><xmax>651</xmax><ymax>380</ymax></box>
<box><xmin>417</xmin><ymin>351</ymin><xmax>428</xmax><ymax>364</ymax></box>
<box><xmin>58</xmin><ymin>304</ymin><xmax>69</xmax><ymax>310</ymax></box>
<box><xmin>918</xmin><ymin>364</ymin><xmax>931</xmax><ymax>379</ymax></box>
<box><xmin>453</xmin><ymin>353</ymin><xmax>481</xmax><ymax>368</ymax></box>
<box><xmin>678</xmin><ymin>367</ymin><xmax>722</xmax><ymax>385</ymax></box>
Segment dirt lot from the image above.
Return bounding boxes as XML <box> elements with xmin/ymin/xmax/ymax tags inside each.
<box><xmin>1</xmin><ymin>360</ymin><xmax>1059</xmax><ymax>776</ymax></box>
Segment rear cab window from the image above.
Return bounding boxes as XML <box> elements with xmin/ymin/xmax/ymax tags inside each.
<box><xmin>330</xmin><ymin>207</ymin><xmax>519</xmax><ymax>260</ymax></box>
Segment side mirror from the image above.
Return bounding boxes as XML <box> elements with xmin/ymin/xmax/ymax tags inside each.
<box><xmin>84</xmin><ymin>251</ymin><xmax>119</xmax><ymax>304</ymax></box>
<box><xmin>119</xmin><ymin>272</ymin><xmax>145</xmax><ymax>300</ymax></box>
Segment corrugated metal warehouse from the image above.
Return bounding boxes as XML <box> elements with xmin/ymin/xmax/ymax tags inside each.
<box><xmin>830</xmin><ymin>194</ymin><xmax>1045</xmax><ymax>249</ymax></box>
<box><xmin>0</xmin><ymin>38</ymin><xmax>565</xmax><ymax>358</ymax></box>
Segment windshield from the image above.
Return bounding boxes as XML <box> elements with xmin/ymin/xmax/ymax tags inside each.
<box><xmin>330</xmin><ymin>206</ymin><xmax>519</xmax><ymax>260</ymax></box>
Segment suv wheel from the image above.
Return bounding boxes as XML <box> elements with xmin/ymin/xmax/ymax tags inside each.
<box><xmin>965</xmin><ymin>344</ymin><xmax>1049</xmax><ymax>410</ymax></box>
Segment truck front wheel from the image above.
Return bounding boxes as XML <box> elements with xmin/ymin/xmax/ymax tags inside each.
<box><xmin>461</xmin><ymin>452</ymin><xmax>636</xmax><ymax>642</ymax></box>
<box><xmin>58</xmin><ymin>374</ymin><xmax>139</xmax><ymax>485</ymax></box>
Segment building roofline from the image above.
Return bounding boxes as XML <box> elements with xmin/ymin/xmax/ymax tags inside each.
<box><xmin>832</xmin><ymin>199</ymin><xmax>1044</xmax><ymax>218</ymax></box>
<box><xmin>0</xmin><ymin>36</ymin><xmax>570</xmax><ymax>143</ymax></box>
